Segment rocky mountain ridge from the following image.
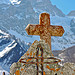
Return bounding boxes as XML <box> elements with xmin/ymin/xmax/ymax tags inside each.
<box><xmin>53</xmin><ymin>46</ymin><xmax>75</xmax><ymax>64</ymax></box>
<box><xmin>67</xmin><ymin>10</ymin><xmax>75</xmax><ymax>16</ymax></box>
<box><xmin>0</xmin><ymin>30</ymin><xmax>29</xmax><ymax>71</ymax></box>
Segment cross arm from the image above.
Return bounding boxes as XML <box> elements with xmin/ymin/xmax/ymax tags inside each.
<box><xmin>25</xmin><ymin>24</ymin><xmax>44</xmax><ymax>35</ymax></box>
<box><xmin>48</xmin><ymin>25</ymin><xmax>65</xmax><ymax>36</ymax></box>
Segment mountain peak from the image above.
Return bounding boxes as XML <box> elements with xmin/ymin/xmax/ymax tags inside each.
<box><xmin>67</xmin><ymin>10</ymin><xmax>75</xmax><ymax>16</ymax></box>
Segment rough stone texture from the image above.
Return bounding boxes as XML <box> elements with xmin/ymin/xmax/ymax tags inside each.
<box><xmin>10</xmin><ymin>40</ymin><xmax>61</xmax><ymax>75</ymax></box>
<box><xmin>10</xmin><ymin>62</ymin><xmax>22</xmax><ymax>75</ymax></box>
<box><xmin>58</xmin><ymin>62</ymin><xmax>75</xmax><ymax>75</ymax></box>
<box><xmin>10</xmin><ymin>40</ymin><xmax>75</xmax><ymax>75</ymax></box>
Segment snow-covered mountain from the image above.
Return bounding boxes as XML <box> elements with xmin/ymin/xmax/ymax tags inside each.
<box><xmin>0</xmin><ymin>30</ymin><xmax>30</xmax><ymax>71</ymax></box>
<box><xmin>0</xmin><ymin>0</ymin><xmax>75</xmax><ymax>73</ymax></box>
<box><xmin>51</xmin><ymin>16</ymin><xmax>75</xmax><ymax>50</ymax></box>
<box><xmin>0</xmin><ymin>0</ymin><xmax>65</xmax><ymax>35</ymax></box>
<box><xmin>0</xmin><ymin>0</ymin><xmax>75</xmax><ymax>50</ymax></box>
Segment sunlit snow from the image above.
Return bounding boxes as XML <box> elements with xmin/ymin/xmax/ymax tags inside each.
<box><xmin>9</xmin><ymin>0</ymin><xmax>21</xmax><ymax>5</ymax></box>
<box><xmin>0</xmin><ymin>40</ymin><xmax>17</xmax><ymax>58</ymax></box>
<box><xmin>0</xmin><ymin>30</ymin><xmax>9</xmax><ymax>36</ymax></box>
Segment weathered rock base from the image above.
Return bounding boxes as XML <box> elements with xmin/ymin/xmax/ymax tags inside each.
<box><xmin>10</xmin><ymin>40</ymin><xmax>75</xmax><ymax>75</ymax></box>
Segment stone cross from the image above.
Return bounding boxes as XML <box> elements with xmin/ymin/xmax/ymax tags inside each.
<box><xmin>25</xmin><ymin>13</ymin><xmax>64</xmax><ymax>50</ymax></box>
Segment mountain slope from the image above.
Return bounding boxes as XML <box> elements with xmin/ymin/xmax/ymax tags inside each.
<box><xmin>67</xmin><ymin>10</ymin><xmax>75</xmax><ymax>16</ymax></box>
<box><xmin>0</xmin><ymin>30</ymin><xmax>29</xmax><ymax>71</ymax></box>
<box><xmin>0</xmin><ymin>0</ymin><xmax>65</xmax><ymax>34</ymax></box>
<box><xmin>21</xmin><ymin>0</ymin><xmax>65</xmax><ymax>17</ymax></box>
<box><xmin>53</xmin><ymin>46</ymin><xmax>75</xmax><ymax>64</ymax></box>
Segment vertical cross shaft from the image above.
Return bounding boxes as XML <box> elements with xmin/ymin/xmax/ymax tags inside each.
<box><xmin>39</xmin><ymin>13</ymin><xmax>51</xmax><ymax>50</ymax></box>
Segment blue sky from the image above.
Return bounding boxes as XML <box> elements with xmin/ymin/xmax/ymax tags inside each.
<box><xmin>50</xmin><ymin>0</ymin><xmax>75</xmax><ymax>15</ymax></box>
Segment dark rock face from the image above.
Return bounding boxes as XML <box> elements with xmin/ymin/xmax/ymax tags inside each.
<box><xmin>67</xmin><ymin>10</ymin><xmax>75</xmax><ymax>16</ymax></box>
<box><xmin>53</xmin><ymin>46</ymin><xmax>75</xmax><ymax>64</ymax></box>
